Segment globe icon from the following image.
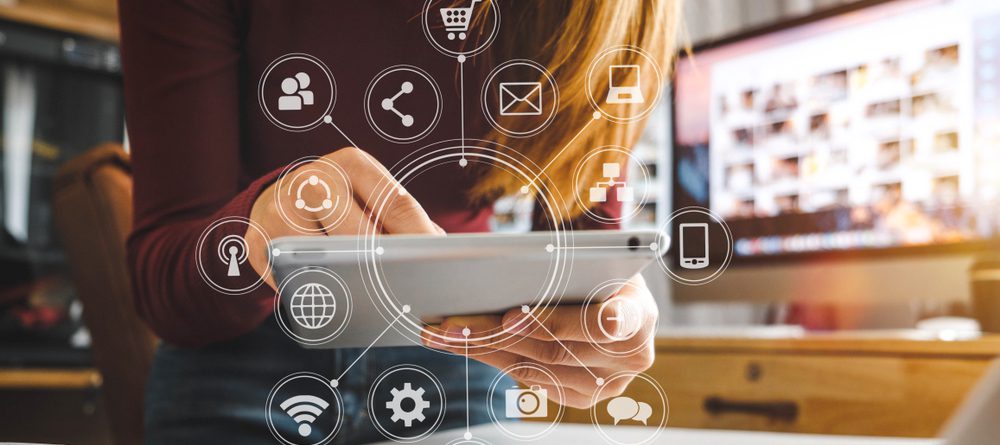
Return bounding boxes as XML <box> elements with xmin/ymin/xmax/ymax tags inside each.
<box><xmin>289</xmin><ymin>282</ymin><xmax>337</xmax><ymax>329</ymax></box>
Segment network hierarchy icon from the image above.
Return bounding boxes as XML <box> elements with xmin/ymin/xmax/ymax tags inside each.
<box><xmin>193</xmin><ymin>2</ymin><xmax>734</xmax><ymax>444</ymax></box>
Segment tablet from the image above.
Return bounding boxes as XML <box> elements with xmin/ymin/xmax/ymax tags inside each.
<box><xmin>270</xmin><ymin>230</ymin><xmax>667</xmax><ymax>349</ymax></box>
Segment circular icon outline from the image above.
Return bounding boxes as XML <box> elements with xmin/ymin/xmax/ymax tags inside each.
<box><xmin>590</xmin><ymin>372</ymin><xmax>669</xmax><ymax>445</ymax></box>
<box><xmin>258</xmin><ymin>53</ymin><xmax>337</xmax><ymax>132</ymax></box>
<box><xmin>265</xmin><ymin>372</ymin><xmax>344</xmax><ymax>445</ymax></box>
<box><xmin>580</xmin><ymin>279</ymin><xmax>654</xmax><ymax>358</ymax></box>
<box><xmin>572</xmin><ymin>146</ymin><xmax>650</xmax><ymax>224</ymax></box>
<box><xmin>274</xmin><ymin>156</ymin><xmax>353</xmax><ymax>234</ymax></box>
<box><xmin>274</xmin><ymin>267</ymin><xmax>353</xmax><ymax>346</ymax></box>
<box><xmin>358</xmin><ymin>139</ymin><xmax>573</xmax><ymax>353</ymax></box>
<box><xmin>656</xmin><ymin>206</ymin><xmax>733</xmax><ymax>286</ymax></box>
<box><xmin>421</xmin><ymin>0</ymin><xmax>501</xmax><ymax>58</ymax></box>
<box><xmin>480</xmin><ymin>59</ymin><xmax>560</xmax><ymax>138</ymax></box>
<box><xmin>486</xmin><ymin>363</ymin><xmax>565</xmax><ymax>441</ymax></box>
<box><xmin>585</xmin><ymin>45</ymin><xmax>663</xmax><ymax>124</ymax></box>
<box><xmin>195</xmin><ymin>216</ymin><xmax>272</xmax><ymax>295</ymax></box>
<box><xmin>365</xmin><ymin>65</ymin><xmax>443</xmax><ymax>144</ymax></box>
<box><xmin>446</xmin><ymin>439</ymin><xmax>492</xmax><ymax>445</ymax></box>
<box><xmin>367</xmin><ymin>364</ymin><xmax>447</xmax><ymax>443</ymax></box>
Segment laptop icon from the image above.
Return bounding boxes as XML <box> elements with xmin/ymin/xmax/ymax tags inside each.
<box><xmin>606</xmin><ymin>65</ymin><xmax>644</xmax><ymax>105</ymax></box>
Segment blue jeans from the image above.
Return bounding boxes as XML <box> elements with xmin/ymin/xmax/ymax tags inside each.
<box><xmin>144</xmin><ymin>318</ymin><xmax>507</xmax><ymax>444</ymax></box>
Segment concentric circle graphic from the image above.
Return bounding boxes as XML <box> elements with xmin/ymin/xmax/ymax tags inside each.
<box><xmin>274</xmin><ymin>156</ymin><xmax>353</xmax><ymax>234</ymax></box>
<box><xmin>580</xmin><ymin>279</ymin><xmax>655</xmax><ymax>358</ymax></box>
<box><xmin>487</xmin><ymin>363</ymin><xmax>564</xmax><ymax>440</ymax></box>
<box><xmin>367</xmin><ymin>364</ymin><xmax>446</xmax><ymax>443</ymax></box>
<box><xmin>572</xmin><ymin>145</ymin><xmax>650</xmax><ymax>224</ymax></box>
<box><xmin>590</xmin><ymin>372</ymin><xmax>669</xmax><ymax>445</ymax></box>
<box><xmin>656</xmin><ymin>206</ymin><xmax>733</xmax><ymax>286</ymax></box>
<box><xmin>258</xmin><ymin>53</ymin><xmax>337</xmax><ymax>132</ymax></box>
<box><xmin>364</xmin><ymin>65</ymin><xmax>443</xmax><ymax>143</ymax></box>
<box><xmin>266</xmin><ymin>372</ymin><xmax>344</xmax><ymax>445</ymax></box>
<box><xmin>421</xmin><ymin>0</ymin><xmax>501</xmax><ymax>58</ymax></box>
<box><xmin>481</xmin><ymin>59</ymin><xmax>560</xmax><ymax>138</ymax></box>
<box><xmin>274</xmin><ymin>267</ymin><xmax>353</xmax><ymax>346</ymax></box>
<box><xmin>585</xmin><ymin>45</ymin><xmax>663</xmax><ymax>123</ymax></box>
<box><xmin>357</xmin><ymin>139</ymin><xmax>574</xmax><ymax>354</ymax></box>
<box><xmin>195</xmin><ymin>216</ymin><xmax>272</xmax><ymax>295</ymax></box>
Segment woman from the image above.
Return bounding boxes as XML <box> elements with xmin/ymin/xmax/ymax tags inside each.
<box><xmin>119</xmin><ymin>1</ymin><xmax>681</xmax><ymax>443</ymax></box>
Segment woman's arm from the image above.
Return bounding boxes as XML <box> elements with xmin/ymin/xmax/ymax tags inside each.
<box><xmin>120</xmin><ymin>0</ymin><xmax>273</xmax><ymax>347</ymax></box>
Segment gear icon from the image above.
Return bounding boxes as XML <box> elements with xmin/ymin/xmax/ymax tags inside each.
<box><xmin>386</xmin><ymin>382</ymin><xmax>430</xmax><ymax>427</ymax></box>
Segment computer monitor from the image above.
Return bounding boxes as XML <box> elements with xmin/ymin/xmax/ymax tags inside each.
<box><xmin>671</xmin><ymin>0</ymin><xmax>1000</xmax><ymax>309</ymax></box>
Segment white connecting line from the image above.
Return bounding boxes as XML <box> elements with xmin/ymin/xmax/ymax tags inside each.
<box><xmin>458</xmin><ymin>57</ymin><xmax>467</xmax><ymax>164</ymax></box>
<box><xmin>272</xmin><ymin>248</ymin><xmax>380</xmax><ymax>257</ymax></box>
<box><xmin>524</xmin><ymin>310</ymin><xmax>601</xmax><ymax>382</ymax></box>
<box><xmin>464</xmin><ymin>339</ymin><xmax>471</xmax><ymax>436</ymax></box>
<box><xmin>334</xmin><ymin>310</ymin><xmax>406</xmax><ymax>382</ymax></box>
<box><xmin>545</xmin><ymin>243</ymin><xmax>657</xmax><ymax>252</ymax></box>
<box><xmin>525</xmin><ymin>116</ymin><xmax>598</xmax><ymax>188</ymax></box>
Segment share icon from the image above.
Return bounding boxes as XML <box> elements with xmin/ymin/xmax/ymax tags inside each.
<box><xmin>381</xmin><ymin>81</ymin><xmax>415</xmax><ymax>127</ymax></box>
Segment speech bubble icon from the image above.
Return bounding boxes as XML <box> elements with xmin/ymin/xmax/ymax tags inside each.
<box><xmin>634</xmin><ymin>401</ymin><xmax>652</xmax><ymax>425</ymax></box>
<box><xmin>606</xmin><ymin>396</ymin><xmax>640</xmax><ymax>425</ymax></box>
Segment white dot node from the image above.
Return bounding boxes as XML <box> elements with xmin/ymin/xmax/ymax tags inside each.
<box><xmin>596</xmin><ymin>377</ymin><xmax>605</xmax><ymax>386</ymax></box>
<box><xmin>463</xmin><ymin>432</ymin><xmax>472</xmax><ymax>440</ymax></box>
<box><xmin>457</xmin><ymin>55</ymin><xmax>467</xmax><ymax>64</ymax></box>
<box><xmin>521</xmin><ymin>305</ymin><xmax>530</xmax><ymax>314</ymax></box>
<box><xmin>462</xmin><ymin>327</ymin><xmax>471</xmax><ymax>337</ymax></box>
<box><xmin>402</xmin><ymin>304</ymin><xmax>411</xmax><ymax>313</ymax></box>
<box><xmin>649</xmin><ymin>242</ymin><xmax>658</xmax><ymax>250</ymax></box>
<box><xmin>592</xmin><ymin>111</ymin><xmax>602</xmax><ymax>120</ymax></box>
<box><xmin>520</xmin><ymin>185</ymin><xmax>530</xmax><ymax>194</ymax></box>
<box><xmin>272</xmin><ymin>248</ymin><xmax>281</xmax><ymax>257</ymax></box>
<box><xmin>545</xmin><ymin>244</ymin><xmax>554</xmax><ymax>253</ymax></box>
<box><xmin>330</xmin><ymin>379</ymin><xmax>339</xmax><ymax>388</ymax></box>
<box><xmin>458</xmin><ymin>158</ymin><xmax>468</xmax><ymax>167</ymax></box>
<box><xmin>323</xmin><ymin>115</ymin><xmax>332</xmax><ymax>124</ymax></box>
<box><xmin>376</xmin><ymin>246</ymin><xmax>385</xmax><ymax>255</ymax></box>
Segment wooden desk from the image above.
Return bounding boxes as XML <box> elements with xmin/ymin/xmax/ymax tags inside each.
<box><xmin>0</xmin><ymin>367</ymin><xmax>101</xmax><ymax>389</ymax></box>
<box><xmin>0</xmin><ymin>0</ymin><xmax>118</xmax><ymax>42</ymax></box>
<box><xmin>561</xmin><ymin>334</ymin><xmax>1000</xmax><ymax>438</ymax></box>
<box><xmin>373</xmin><ymin>424</ymin><xmax>940</xmax><ymax>445</ymax></box>
<box><xmin>0</xmin><ymin>367</ymin><xmax>109</xmax><ymax>445</ymax></box>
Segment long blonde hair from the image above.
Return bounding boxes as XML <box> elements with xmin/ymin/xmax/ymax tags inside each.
<box><xmin>469</xmin><ymin>0</ymin><xmax>682</xmax><ymax>218</ymax></box>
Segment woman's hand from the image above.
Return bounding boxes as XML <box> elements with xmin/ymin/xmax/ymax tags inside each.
<box><xmin>245</xmin><ymin>147</ymin><xmax>442</xmax><ymax>286</ymax></box>
<box><xmin>423</xmin><ymin>274</ymin><xmax>658</xmax><ymax>409</ymax></box>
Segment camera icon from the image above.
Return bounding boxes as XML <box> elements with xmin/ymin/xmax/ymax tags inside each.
<box><xmin>505</xmin><ymin>385</ymin><xmax>548</xmax><ymax>418</ymax></box>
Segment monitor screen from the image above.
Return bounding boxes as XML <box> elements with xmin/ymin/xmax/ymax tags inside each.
<box><xmin>673</xmin><ymin>0</ymin><xmax>1000</xmax><ymax>259</ymax></box>
<box><xmin>610</xmin><ymin>65</ymin><xmax>641</xmax><ymax>88</ymax></box>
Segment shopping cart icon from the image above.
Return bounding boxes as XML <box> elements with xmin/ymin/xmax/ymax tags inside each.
<box><xmin>439</xmin><ymin>0</ymin><xmax>481</xmax><ymax>41</ymax></box>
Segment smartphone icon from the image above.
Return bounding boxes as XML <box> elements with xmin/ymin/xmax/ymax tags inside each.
<box><xmin>679</xmin><ymin>223</ymin><xmax>709</xmax><ymax>269</ymax></box>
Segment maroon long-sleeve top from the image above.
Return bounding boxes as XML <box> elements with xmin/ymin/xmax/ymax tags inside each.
<box><xmin>119</xmin><ymin>1</ymin><xmax>620</xmax><ymax>347</ymax></box>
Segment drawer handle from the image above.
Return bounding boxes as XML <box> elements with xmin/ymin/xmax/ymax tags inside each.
<box><xmin>703</xmin><ymin>396</ymin><xmax>799</xmax><ymax>422</ymax></box>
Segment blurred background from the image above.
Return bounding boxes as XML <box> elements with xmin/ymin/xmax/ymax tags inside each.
<box><xmin>0</xmin><ymin>0</ymin><xmax>998</xmax><ymax>444</ymax></box>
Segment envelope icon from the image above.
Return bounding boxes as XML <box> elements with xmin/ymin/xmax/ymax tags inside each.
<box><xmin>499</xmin><ymin>82</ymin><xmax>543</xmax><ymax>116</ymax></box>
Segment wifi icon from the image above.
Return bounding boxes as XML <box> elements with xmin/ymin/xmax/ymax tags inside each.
<box><xmin>280</xmin><ymin>394</ymin><xmax>330</xmax><ymax>437</ymax></box>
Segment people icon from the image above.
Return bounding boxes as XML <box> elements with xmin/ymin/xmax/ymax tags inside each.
<box><xmin>219</xmin><ymin>234</ymin><xmax>249</xmax><ymax>277</ymax></box>
<box><xmin>278</xmin><ymin>72</ymin><xmax>314</xmax><ymax>111</ymax></box>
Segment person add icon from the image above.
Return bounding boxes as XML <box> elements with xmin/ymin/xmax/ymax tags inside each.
<box><xmin>278</xmin><ymin>72</ymin><xmax>313</xmax><ymax>111</ymax></box>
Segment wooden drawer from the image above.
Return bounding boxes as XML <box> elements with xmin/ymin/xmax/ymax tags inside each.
<box><xmin>561</xmin><ymin>336</ymin><xmax>1000</xmax><ymax>437</ymax></box>
<box><xmin>647</xmin><ymin>352</ymin><xmax>986</xmax><ymax>437</ymax></box>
